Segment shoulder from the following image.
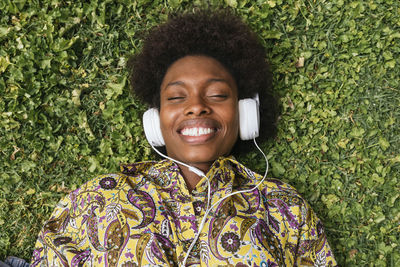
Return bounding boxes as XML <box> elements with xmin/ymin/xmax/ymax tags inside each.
<box><xmin>228</xmin><ymin>157</ymin><xmax>309</xmax><ymax>210</ymax></box>
<box><xmin>33</xmin><ymin>161</ymin><xmax>160</xmax><ymax>241</ymax></box>
<box><xmin>262</xmin><ymin>178</ymin><xmax>299</xmax><ymax>193</ymax></box>
<box><xmin>71</xmin><ymin>160</ymin><xmax>160</xmax><ymax>195</ymax></box>
<box><xmin>49</xmin><ymin>160</ymin><xmax>160</xmax><ymax>216</ymax></box>
<box><xmin>31</xmin><ymin>160</ymin><xmax>171</xmax><ymax>265</ymax></box>
<box><xmin>260</xmin><ymin>178</ymin><xmax>309</xmax><ymax>214</ymax></box>
<box><xmin>261</xmin><ymin>178</ymin><xmax>304</xmax><ymax>201</ymax></box>
<box><xmin>257</xmin><ymin>177</ymin><xmax>320</xmax><ymax>236</ymax></box>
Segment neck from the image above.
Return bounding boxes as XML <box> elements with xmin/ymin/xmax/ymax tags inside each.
<box><xmin>178</xmin><ymin>162</ymin><xmax>211</xmax><ymax>192</ymax></box>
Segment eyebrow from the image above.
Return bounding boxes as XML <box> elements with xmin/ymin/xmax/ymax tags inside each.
<box><xmin>165</xmin><ymin>81</ymin><xmax>184</xmax><ymax>89</ymax></box>
<box><xmin>164</xmin><ymin>78</ymin><xmax>230</xmax><ymax>90</ymax></box>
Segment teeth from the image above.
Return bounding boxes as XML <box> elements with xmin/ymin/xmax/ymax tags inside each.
<box><xmin>181</xmin><ymin>127</ymin><xmax>214</xmax><ymax>137</ymax></box>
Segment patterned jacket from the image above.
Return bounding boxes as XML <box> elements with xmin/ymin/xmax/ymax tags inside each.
<box><xmin>31</xmin><ymin>156</ymin><xmax>337</xmax><ymax>266</ymax></box>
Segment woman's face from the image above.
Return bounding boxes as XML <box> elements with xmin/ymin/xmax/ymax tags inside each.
<box><xmin>159</xmin><ymin>55</ymin><xmax>239</xmax><ymax>170</ymax></box>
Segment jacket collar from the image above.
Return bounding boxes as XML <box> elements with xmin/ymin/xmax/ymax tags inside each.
<box><xmin>120</xmin><ymin>156</ymin><xmax>260</xmax><ymax>197</ymax></box>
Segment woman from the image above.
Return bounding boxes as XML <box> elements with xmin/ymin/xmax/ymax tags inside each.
<box><xmin>31</xmin><ymin>10</ymin><xmax>337</xmax><ymax>266</ymax></box>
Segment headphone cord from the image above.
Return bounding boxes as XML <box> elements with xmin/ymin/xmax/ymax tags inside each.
<box><xmin>150</xmin><ymin>137</ymin><xmax>269</xmax><ymax>266</ymax></box>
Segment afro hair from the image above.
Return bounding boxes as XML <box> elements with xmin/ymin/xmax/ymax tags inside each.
<box><xmin>127</xmin><ymin>9</ymin><xmax>279</xmax><ymax>155</ymax></box>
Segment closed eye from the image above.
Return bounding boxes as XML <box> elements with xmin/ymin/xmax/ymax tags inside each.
<box><xmin>167</xmin><ymin>96</ymin><xmax>185</xmax><ymax>101</ymax></box>
<box><xmin>209</xmin><ymin>95</ymin><xmax>228</xmax><ymax>99</ymax></box>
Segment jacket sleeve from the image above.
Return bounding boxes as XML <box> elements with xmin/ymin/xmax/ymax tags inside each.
<box><xmin>30</xmin><ymin>191</ymin><xmax>83</xmax><ymax>267</ymax></box>
<box><xmin>295</xmin><ymin>200</ymin><xmax>337</xmax><ymax>266</ymax></box>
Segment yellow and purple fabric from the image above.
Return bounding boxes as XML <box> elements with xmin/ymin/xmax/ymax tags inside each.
<box><xmin>31</xmin><ymin>156</ymin><xmax>337</xmax><ymax>266</ymax></box>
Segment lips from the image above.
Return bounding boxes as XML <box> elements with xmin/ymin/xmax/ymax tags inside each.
<box><xmin>181</xmin><ymin>127</ymin><xmax>215</xmax><ymax>136</ymax></box>
<box><xmin>177</xmin><ymin>119</ymin><xmax>220</xmax><ymax>143</ymax></box>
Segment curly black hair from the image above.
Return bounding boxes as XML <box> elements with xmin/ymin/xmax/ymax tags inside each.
<box><xmin>127</xmin><ymin>9</ymin><xmax>278</xmax><ymax>155</ymax></box>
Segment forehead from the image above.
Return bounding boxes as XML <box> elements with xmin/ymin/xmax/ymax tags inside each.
<box><xmin>160</xmin><ymin>55</ymin><xmax>237</xmax><ymax>90</ymax></box>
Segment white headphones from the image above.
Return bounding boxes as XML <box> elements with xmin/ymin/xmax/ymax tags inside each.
<box><xmin>142</xmin><ymin>94</ymin><xmax>260</xmax><ymax>146</ymax></box>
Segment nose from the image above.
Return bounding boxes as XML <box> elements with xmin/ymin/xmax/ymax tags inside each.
<box><xmin>184</xmin><ymin>96</ymin><xmax>211</xmax><ymax>116</ymax></box>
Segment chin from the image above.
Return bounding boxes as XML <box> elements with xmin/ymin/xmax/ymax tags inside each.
<box><xmin>174</xmin><ymin>149</ymin><xmax>222</xmax><ymax>166</ymax></box>
<box><xmin>181</xmin><ymin>154</ymin><xmax>216</xmax><ymax>165</ymax></box>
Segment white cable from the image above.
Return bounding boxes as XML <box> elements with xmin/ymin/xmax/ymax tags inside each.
<box><xmin>182</xmin><ymin>138</ymin><xmax>268</xmax><ymax>266</ymax></box>
<box><xmin>150</xmin><ymin>138</ymin><xmax>269</xmax><ymax>266</ymax></box>
<box><xmin>150</xmin><ymin>144</ymin><xmax>212</xmax><ymax>266</ymax></box>
<box><xmin>150</xmin><ymin>144</ymin><xmax>206</xmax><ymax>177</ymax></box>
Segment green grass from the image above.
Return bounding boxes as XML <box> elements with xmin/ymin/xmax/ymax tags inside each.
<box><xmin>0</xmin><ymin>0</ymin><xmax>399</xmax><ymax>265</ymax></box>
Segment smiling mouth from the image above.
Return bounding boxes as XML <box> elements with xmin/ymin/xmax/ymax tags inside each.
<box><xmin>180</xmin><ymin>127</ymin><xmax>216</xmax><ymax>137</ymax></box>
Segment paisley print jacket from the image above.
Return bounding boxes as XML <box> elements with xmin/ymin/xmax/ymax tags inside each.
<box><xmin>31</xmin><ymin>156</ymin><xmax>337</xmax><ymax>266</ymax></box>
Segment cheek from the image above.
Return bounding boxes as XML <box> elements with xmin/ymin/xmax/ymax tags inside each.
<box><xmin>225</xmin><ymin>105</ymin><xmax>240</xmax><ymax>131</ymax></box>
<box><xmin>159</xmin><ymin>107</ymin><xmax>177</xmax><ymax>137</ymax></box>
<box><xmin>219</xmin><ymin>106</ymin><xmax>239</xmax><ymax>144</ymax></box>
<box><xmin>159</xmin><ymin>111</ymin><xmax>170</xmax><ymax>133</ymax></box>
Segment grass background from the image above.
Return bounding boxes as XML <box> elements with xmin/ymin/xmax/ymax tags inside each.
<box><xmin>0</xmin><ymin>0</ymin><xmax>399</xmax><ymax>265</ymax></box>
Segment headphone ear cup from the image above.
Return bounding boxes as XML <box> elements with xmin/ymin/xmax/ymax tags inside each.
<box><xmin>143</xmin><ymin>108</ymin><xmax>165</xmax><ymax>146</ymax></box>
<box><xmin>239</xmin><ymin>98</ymin><xmax>260</xmax><ymax>140</ymax></box>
